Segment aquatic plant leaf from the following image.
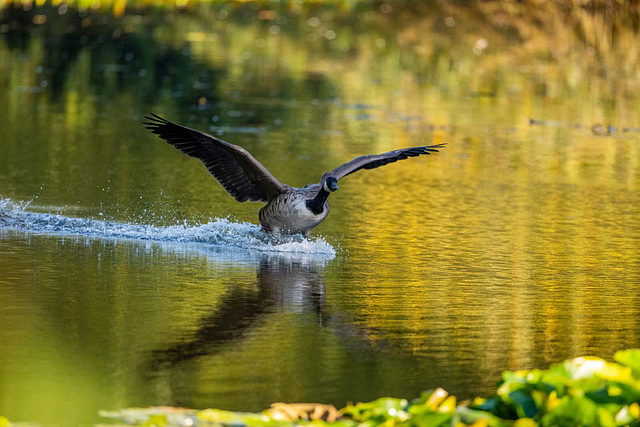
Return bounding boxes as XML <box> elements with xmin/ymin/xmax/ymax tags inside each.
<box><xmin>438</xmin><ymin>396</ymin><xmax>456</xmax><ymax>413</ymax></box>
<box><xmin>614</xmin><ymin>403</ymin><xmax>640</xmax><ymax>425</ymax></box>
<box><xmin>507</xmin><ymin>390</ymin><xmax>537</xmax><ymax>418</ymax></box>
<box><xmin>468</xmin><ymin>397</ymin><xmax>498</xmax><ymax>412</ymax></box>
<box><xmin>513</xmin><ymin>419</ymin><xmax>537</xmax><ymax>427</ymax></box>
<box><xmin>584</xmin><ymin>384</ymin><xmax>631</xmax><ymax>406</ymax></box>
<box><xmin>412</xmin><ymin>388</ymin><xmax>449</xmax><ymax>410</ymax></box>
<box><xmin>143</xmin><ymin>414</ymin><xmax>167</xmax><ymax>426</ymax></box>
<box><xmin>541</xmin><ymin>395</ymin><xmax>603</xmax><ymax>426</ymax></box>
<box><xmin>614</xmin><ymin>349</ymin><xmax>640</xmax><ymax>378</ymax></box>
<box><xmin>467</xmin><ymin>396</ymin><xmax>516</xmax><ymax>419</ymax></box>
<box><xmin>198</xmin><ymin>409</ymin><xmax>288</xmax><ymax>426</ymax></box>
<box><xmin>455</xmin><ymin>406</ymin><xmax>512</xmax><ymax>427</ymax></box>
<box><xmin>538</xmin><ymin>372</ymin><xmax>571</xmax><ymax>396</ymax></box>
<box><xmin>406</xmin><ymin>392</ymin><xmax>457</xmax><ymax>425</ymax></box>
<box><xmin>340</xmin><ymin>397</ymin><xmax>408</xmax><ymax>423</ymax></box>
<box><xmin>406</xmin><ymin>411</ymin><xmax>452</xmax><ymax>427</ymax></box>
<box><xmin>564</xmin><ymin>357</ymin><xmax>633</xmax><ymax>383</ymax></box>
<box><xmin>303</xmin><ymin>420</ymin><xmax>356</xmax><ymax>427</ymax></box>
<box><xmin>407</xmin><ymin>395</ymin><xmax>455</xmax><ymax>426</ymax></box>
<box><xmin>98</xmin><ymin>407</ymin><xmax>193</xmax><ymax>425</ymax></box>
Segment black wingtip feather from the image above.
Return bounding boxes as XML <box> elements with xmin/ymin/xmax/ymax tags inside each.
<box><xmin>334</xmin><ymin>142</ymin><xmax>447</xmax><ymax>178</ymax></box>
<box><xmin>143</xmin><ymin>113</ymin><xmax>171</xmax><ymax>128</ymax></box>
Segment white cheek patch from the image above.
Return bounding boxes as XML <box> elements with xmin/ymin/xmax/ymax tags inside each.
<box><xmin>323</xmin><ymin>181</ymin><xmax>331</xmax><ymax>192</ymax></box>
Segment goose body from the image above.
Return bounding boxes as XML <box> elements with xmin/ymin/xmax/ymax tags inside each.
<box><xmin>258</xmin><ymin>185</ymin><xmax>329</xmax><ymax>236</ymax></box>
<box><xmin>144</xmin><ymin>114</ymin><xmax>444</xmax><ymax>237</ymax></box>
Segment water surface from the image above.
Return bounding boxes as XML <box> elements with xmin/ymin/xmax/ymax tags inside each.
<box><xmin>1</xmin><ymin>2</ymin><xmax>640</xmax><ymax>424</ymax></box>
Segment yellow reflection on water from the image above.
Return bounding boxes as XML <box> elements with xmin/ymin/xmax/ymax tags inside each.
<box><xmin>1</xmin><ymin>1</ymin><xmax>640</xmax><ymax>423</ymax></box>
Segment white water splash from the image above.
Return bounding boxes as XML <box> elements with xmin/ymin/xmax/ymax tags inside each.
<box><xmin>0</xmin><ymin>199</ymin><xmax>336</xmax><ymax>257</ymax></box>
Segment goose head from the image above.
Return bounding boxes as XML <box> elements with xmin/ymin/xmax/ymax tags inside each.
<box><xmin>323</xmin><ymin>177</ymin><xmax>339</xmax><ymax>193</ymax></box>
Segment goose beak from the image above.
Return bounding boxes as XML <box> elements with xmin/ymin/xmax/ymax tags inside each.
<box><xmin>328</xmin><ymin>180</ymin><xmax>339</xmax><ymax>191</ymax></box>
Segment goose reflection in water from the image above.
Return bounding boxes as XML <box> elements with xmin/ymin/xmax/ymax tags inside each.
<box><xmin>150</xmin><ymin>254</ymin><xmax>375</xmax><ymax>369</ymax></box>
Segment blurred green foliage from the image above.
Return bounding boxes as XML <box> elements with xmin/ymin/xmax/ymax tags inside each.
<box><xmin>86</xmin><ymin>349</ymin><xmax>640</xmax><ymax>426</ymax></box>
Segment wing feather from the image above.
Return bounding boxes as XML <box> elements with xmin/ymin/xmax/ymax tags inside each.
<box><xmin>144</xmin><ymin>114</ymin><xmax>283</xmax><ymax>203</ymax></box>
<box><xmin>326</xmin><ymin>144</ymin><xmax>446</xmax><ymax>180</ymax></box>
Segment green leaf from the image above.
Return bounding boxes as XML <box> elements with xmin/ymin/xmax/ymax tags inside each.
<box><xmin>455</xmin><ymin>406</ymin><xmax>512</xmax><ymax>427</ymax></box>
<box><xmin>541</xmin><ymin>395</ymin><xmax>598</xmax><ymax>426</ymax></box>
<box><xmin>143</xmin><ymin>414</ymin><xmax>168</xmax><ymax>426</ymax></box>
<box><xmin>508</xmin><ymin>390</ymin><xmax>538</xmax><ymax>418</ymax></box>
<box><xmin>340</xmin><ymin>397</ymin><xmax>408</xmax><ymax>423</ymax></box>
<box><xmin>614</xmin><ymin>349</ymin><xmax>640</xmax><ymax>378</ymax></box>
<box><xmin>407</xmin><ymin>412</ymin><xmax>452</xmax><ymax>427</ymax></box>
<box><xmin>303</xmin><ymin>421</ymin><xmax>357</xmax><ymax>427</ymax></box>
<box><xmin>469</xmin><ymin>397</ymin><xmax>500</xmax><ymax>413</ymax></box>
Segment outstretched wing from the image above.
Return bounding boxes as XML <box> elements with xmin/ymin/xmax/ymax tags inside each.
<box><xmin>326</xmin><ymin>144</ymin><xmax>446</xmax><ymax>180</ymax></box>
<box><xmin>144</xmin><ymin>114</ymin><xmax>284</xmax><ymax>203</ymax></box>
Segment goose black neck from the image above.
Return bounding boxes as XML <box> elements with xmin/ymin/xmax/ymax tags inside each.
<box><xmin>306</xmin><ymin>188</ymin><xmax>330</xmax><ymax>215</ymax></box>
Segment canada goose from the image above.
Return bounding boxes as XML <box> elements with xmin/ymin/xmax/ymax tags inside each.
<box><xmin>144</xmin><ymin>114</ymin><xmax>445</xmax><ymax>237</ymax></box>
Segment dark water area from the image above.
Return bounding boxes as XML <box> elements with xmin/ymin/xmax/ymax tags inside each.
<box><xmin>1</xmin><ymin>1</ymin><xmax>640</xmax><ymax>424</ymax></box>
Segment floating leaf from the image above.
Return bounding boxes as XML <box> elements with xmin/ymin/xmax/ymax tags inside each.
<box><xmin>340</xmin><ymin>397</ymin><xmax>408</xmax><ymax>423</ymax></box>
<box><xmin>507</xmin><ymin>390</ymin><xmax>537</xmax><ymax>418</ymax></box>
<box><xmin>142</xmin><ymin>414</ymin><xmax>167</xmax><ymax>426</ymax></box>
<box><xmin>513</xmin><ymin>419</ymin><xmax>537</xmax><ymax>427</ymax></box>
<box><xmin>614</xmin><ymin>349</ymin><xmax>640</xmax><ymax>378</ymax></box>
<box><xmin>541</xmin><ymin>395</ymin><xmax>600</xmax><ymax>426</ymax></box>
<box><xmin>422</xmin><ymin>388</ymin><xmax>449</xmax><ymax>410</ymax></box>
<box><xmin>455</xmin><ymin>406</ymin><xmax>512</xmax><ymax>427</ymax></box>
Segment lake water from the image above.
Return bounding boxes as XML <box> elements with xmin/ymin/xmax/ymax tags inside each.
<box><xmin>1</xmin><ymin>2</ymin><xmax>640</xmax><ymax>424</ymax></box>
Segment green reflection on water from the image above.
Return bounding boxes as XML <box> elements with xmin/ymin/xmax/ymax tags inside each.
<box><xmin>1</xmin><ymin>1</ymin><xmax>640</xmax><ymax>425</ymax></box>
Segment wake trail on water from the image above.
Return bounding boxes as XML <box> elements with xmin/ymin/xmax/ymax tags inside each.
<box><xmin>0</xmin><ymin>199</ymin><xmax>336</xmax><ymax>257</ymax></box>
